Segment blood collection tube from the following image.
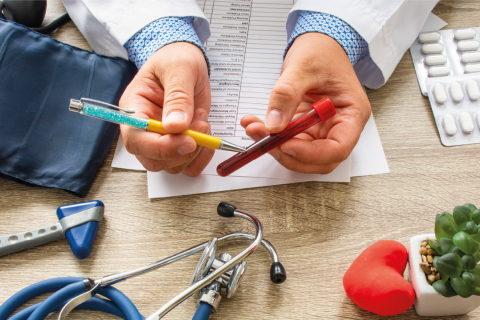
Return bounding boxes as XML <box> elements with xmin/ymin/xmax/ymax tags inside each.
<box><xmin>217</xmin><ymin>97</ymin><xmax>337</xmax><ymax>177</ymax></box>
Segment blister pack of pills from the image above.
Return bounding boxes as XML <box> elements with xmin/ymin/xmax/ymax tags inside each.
<box><xmin>410</xmin><ymin>28</ymin><xmax>480</xmax><ymax>96</ymax></box>
<box><xmin>426</xmin><ymin>74</ymin><xmax>480</xmax><ymax>146</ymax></box>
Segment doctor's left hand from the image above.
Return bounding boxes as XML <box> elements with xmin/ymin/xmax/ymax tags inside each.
<box><xmin>119</xmin><ymin>42</ymin><xmax>214</xmax><ymax>176</ymax></box>
<box><xmin>241</xmin><ymin>32</ymin><xmax>371</xmax><ymax>174</ymax></box>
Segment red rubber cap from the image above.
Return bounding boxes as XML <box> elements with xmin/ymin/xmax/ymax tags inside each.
<box><xmin>312</xmin><ymin>98</ymin><xmax>336</xmax><ymax>122</ymax></box>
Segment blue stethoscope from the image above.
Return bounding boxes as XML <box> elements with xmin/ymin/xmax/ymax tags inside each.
<box><xmin>0</xmin><ymin>202</ymin><xmax>286</xmax><ymax>320</ymax></box>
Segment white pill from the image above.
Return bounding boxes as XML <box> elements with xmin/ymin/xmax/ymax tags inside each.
<box><xmin>460</xmin><ymin>112</ymin><xmax>474</xmax><ymax>133</ymax></box>
<box><xmin>450</xmin><ymin>81</ymin><xmax>464</xmax><ymax>102</ymax></box>
<box><xmin>461</xmin><ymin>52</ymin><xmax>480</xmax><ymax>63</ymax></box>
<box><xmin>455</xmin><ymin>29</ymin><xmax>476</xmax><ymax>40</ymax></box>
<box><xmin>465</xmin><ymin>63</ymin><xmax>480</xmax><ymax>74</ymax></box>
<box><xmin>419</xmin><ymin>32</ymin><xmax>441</xmax><ymax>43</ymax></box>
<box><xmin>425</xmin><ymin>54</ymin><xmax>447</xmax><ymax>66</ymax></box>
<box><xmin>422</xmin><ymin>43</ymin><xmax>444</xmax><ymax>54</ymax></box>
<box><xmin>428</xmin><ymin>66</ymin><xmax>451</xmax><ymax>77</ymax></box>
<box><xmin>458</xmin><ymin>40</ymin><xmax>480</xmax><ymax>52</ymax></box>
<box><xmin>433</xmin><ymin>83</ymin><xmax>447</xmax><ymax>104</ymax></box>
<box><xmin>467</xmin><ymin>79</ymin><xmax>480</xmax><ymax>100</ymax></box>
<box><xmin>443</xmin><ymin>114</ymin><xmax>457</xmax><ymax>136</ymax></box>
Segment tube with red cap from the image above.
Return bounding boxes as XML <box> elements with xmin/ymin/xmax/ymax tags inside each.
<box><xmin>217</xmin><ymin>97</ymin><xmax>337</xmax><ymax>177</ymax></box>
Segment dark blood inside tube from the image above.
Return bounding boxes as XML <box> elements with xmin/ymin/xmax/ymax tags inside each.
<box><xmin>216</xmin><ymin>98</ymin><xmax>336</xmax><ymax>177</ymax></box>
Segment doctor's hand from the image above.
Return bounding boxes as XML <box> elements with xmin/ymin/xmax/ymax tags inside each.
<box><xmin>119</xmin><ymin>42</ymin><xmax>214</xmax><ymax>176</ymax></box>
<box><xmin>241</xmin><ymin>32</ymin><xmax>371</xmax><ymax>174</ymax></box>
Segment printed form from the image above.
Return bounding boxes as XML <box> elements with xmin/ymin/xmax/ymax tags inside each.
<box><xmin>197</xmin><ymin>0</ymin><xmax>351</xmax><ymax>180</ymax></box>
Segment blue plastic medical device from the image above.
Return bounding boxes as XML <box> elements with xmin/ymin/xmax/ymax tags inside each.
<box><xmin>0</xmin><ymin>200</ymin><xmax>104</xmax><ymax>259</ymax></box>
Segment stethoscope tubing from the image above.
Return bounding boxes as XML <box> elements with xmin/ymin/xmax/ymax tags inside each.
<box><xmin>10</xmin><ymin>297</ymin><xmax>127</xmax><ymax>320</ymax></box>
<box><xmin>0</xmin><ymin>277</ymin><xmax>83</xmax><ymax>320</ymax></box>
<box><xmin>0</xmin><ymin>277</ymin><xmax>145</xmax><ymax>320</ymax></box>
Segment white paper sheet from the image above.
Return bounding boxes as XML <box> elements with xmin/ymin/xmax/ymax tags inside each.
<box><xmin>350</xmin><ymin>113</ymin><xmax>389</xmax><ymax>177</ymax></box>
<box><xmin>420</xmin><ymin>13</ymin><xmax>448</xmax><ymax>33</ymax></box>
<box><xmin>147</xmin><ymin>172</ymin><xmax>291</xmax><ymax>198</ymax></box>
<box><xmin>147</xmin><ymin>160</ymin><xmax>349</xmax><ymax>198</ymax></box>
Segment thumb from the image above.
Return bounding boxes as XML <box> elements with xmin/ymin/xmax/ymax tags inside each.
<box><xmin>161</xmin><ymin>69</ymin><xmax>196</xmax><ymax>134</ymax></box>
<box><xmin>266</xmin><ymin>71</ymin><xmax>306</xmax><ymax>133</ymax></box>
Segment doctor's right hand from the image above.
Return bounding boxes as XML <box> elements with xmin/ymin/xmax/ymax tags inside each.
<box><xmin>119</xmin><ymin>42</ymin><xmax>214</xmax><ymax>176</ymax></box>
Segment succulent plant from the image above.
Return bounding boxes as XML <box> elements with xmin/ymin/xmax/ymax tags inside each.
<box><xmin>430</xmin><ymin>204</ymin><xmax>480</xmax><ymax>298</ymax></box>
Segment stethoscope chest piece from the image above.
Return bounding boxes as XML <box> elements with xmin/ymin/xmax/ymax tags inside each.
<box><xmin>191</xmin><ymin>238</ymin><xmax>218</xmax><ymax>285</ymax></box>
<box><xmin>191</xmin><ymin>247</ymin><xmax>249</xmax><ymax>313</ymax></box>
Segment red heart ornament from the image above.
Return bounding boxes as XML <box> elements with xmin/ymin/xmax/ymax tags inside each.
<box><xmin>343</xmin><ymin>240</ymin><xmax>415</xmax><ymax>316</ymax></box>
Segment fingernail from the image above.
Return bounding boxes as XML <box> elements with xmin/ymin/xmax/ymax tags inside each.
<box><xmin>266</xmin><ymin>109</ymin><xmax>283</xmax><ymax>128</ymax></box>
<box><xmin>282</xmin><ymin>149</ymin><xmax>297</xmax><ymax>158</ymax></box>
<box><xmin>178</xmin><ymin>142</ymin><xmax>195</xmax><ymax>155</ymax></box>
<box><xmin>199</xmin><ymin>112</ymin><xmax>207</xmax><ymax>122</ymax></box>
<box><xmin>270</xmin><ymin>149</ymin><xmax>281</xmax><ymax>160</ymax></box>
<box><xmin>199</xmin><ymin>126</ymin><xmax>209</xmax><ymax>134</ymax></box>
<box><xmin>208</xmin><ymin>127</ymin><xmax>212</xmax><ymax>135</ymax></box>
<box><xmin>166</xmin><ymin>111</ymin><xmax>186</xmax><ymax>123</ymax></box>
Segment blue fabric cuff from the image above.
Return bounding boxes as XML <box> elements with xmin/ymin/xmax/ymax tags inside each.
<box><xmin>286</xmin><ymin>11</ymin><xmax>369</xmax><ymax>66</ymax></box>
<box><xmin>124</xmin><ymin>17</ymin><xmax>210</xmax><ymax>73</ymax></box>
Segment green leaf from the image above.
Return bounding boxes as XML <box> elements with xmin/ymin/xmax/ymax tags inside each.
<box><xmin>473</xmin><ymin>210</ymin><xmax>480</xmax><ymax>224</ymax></box>
<box><xmin>467</xmin><ymin>222</ymin><xmax>479</xmax><ymax>235</ymax></box>
<box><xmin>443</xmin><ymin>275</ymin><xmax>450</xmax><ymax>283</ymax></box>
<box><xmin>436</xmin><ymin>214</ymin><xmax>453</xmax><ymax>240</ymax></box>
<box><xmin>473</xmin><ymin>274</ymin><xmax>480</xmax><ymax>287</ymax></box>
<box><xmin>461</xmin><ymin>255</ymin><xmax>478</xmax><ymax>270</ymax></box>
<box><xmin>437</xmin><ymin>253</ymin><xmax>463</xmax><ymax>278</ymax></box>
<box><xmin>454</xmin><ymin>206</ymin><xmax>473</xmax><ymax>230</ymax></box>
<box><xmin>474</xmin><ymin>287</ymin><xmax>480</xmax><ymax>296</ymax></box>
<box><xmin>453</xmin><ymin>231</ymin><xmax>480</xmax><ymax>254</ymax></box>
<box><xmin>470</xmin><ymin>230</ymin><xmax>480</xmax><ymax>244</ymax></box>
<box><xmin>452</xmin><ymin>247</ymin><xmax>465</xmax><ymax>258</ymax></box>
<box><xmin>473</xmin><ymin>251</ymin><xmax>480</xmax><ymax>262</ymax></box>
<box><xmin>429</xmin><ymin>241</ymin><xmax>442</xmax><ymax>255</ymax></box>
<box><xmin>433</xmin><ymin>256</ymin><xmax>439</xmax><ymax>269</ymax></box>
<box><xmin>451</xmin><ymin>277</ymin><xmax>476</xmax><ymax>298</ymax></box>
<box><xmin>464</xmin><ymin>203</ymin><xmax>477</xmax><ymax>213</ymax></box>
<box><xmin>439</xmin><ymin>238</ymin><xmax>455</xmax><ymax>254</ymax></box>
<box><xmin>439</xmin><ymin>212</ymin><xmax>461</xmax><ymax>238</ymax></box>
<box><xmin>463</xmin><ymin>272</ymin><xmax>476</xmax><ymax>285</ymax></box>
<box><xmin>470</xmin><ymin>265</ymin><xmax>480</xmax><ymax>276</ymax></box>
<box><xmin>433</xmin><ymin>280</ymin><xmax>458</xmax><ymax>297</ymax></box>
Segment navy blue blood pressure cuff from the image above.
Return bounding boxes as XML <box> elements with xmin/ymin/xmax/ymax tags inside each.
<box><xmin>0</xmin><ymin>19</ymin><xmax>137</xmax><ymax>196</ymax></box>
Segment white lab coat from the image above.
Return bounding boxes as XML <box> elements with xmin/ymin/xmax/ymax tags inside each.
<box><xmin>63</xmin><ymin>0</ymin><xmax>439</xmax><ymax>89</ymax></box>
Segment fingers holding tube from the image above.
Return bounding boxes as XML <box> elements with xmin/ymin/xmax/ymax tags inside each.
<box><xmin>265</xmin><ymin>73</ymin><xmax>306</xmax><ymax>133</ymax></box>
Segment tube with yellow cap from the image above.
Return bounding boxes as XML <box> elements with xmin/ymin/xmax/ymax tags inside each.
<box><xmin>69</xmin><ymin>98</ymin><xmax>246</xmax><ymax>153</ymax></box>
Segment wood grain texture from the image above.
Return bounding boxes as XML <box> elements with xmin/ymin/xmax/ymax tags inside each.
<box><xmin>1</xmin><ymin>1</ymin><xmax>480</xmax><ymax>319</ymax></box>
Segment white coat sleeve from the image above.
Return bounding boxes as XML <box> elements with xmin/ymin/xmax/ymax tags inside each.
<box><xmin>62</xmin><ymin>0</ymin><xmax>210</xmax><ymax>60</ymax></box>
<box><xmin>287</xmin><ymin>1</ymin><xmax>439</xmax><ymax>89</ymax></box>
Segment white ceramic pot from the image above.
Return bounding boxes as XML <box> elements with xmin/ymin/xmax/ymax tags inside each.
<box><xmin>409</xmin><ymin>233</ymin><xmax>480</xmax><ymax>316</ymax></box>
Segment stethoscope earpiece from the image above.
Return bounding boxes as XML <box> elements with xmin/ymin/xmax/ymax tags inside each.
<box><xmin>0</xmin><ymin>0</ymin><xmax>70</xmax><ymax>34</ymax></box>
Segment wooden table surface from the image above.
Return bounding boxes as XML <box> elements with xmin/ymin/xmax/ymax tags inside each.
<box><xmin>2</xmin><ymin>1</ymin><xmax>480</xmax><ymax>319</ymax></box>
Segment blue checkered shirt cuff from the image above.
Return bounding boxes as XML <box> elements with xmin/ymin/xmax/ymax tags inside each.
<box><xmin>124</xmin><ymin>17</ymin><xmax>210</xmax><ymax>73</ymax></box>
<box><xmin>286</xmin><ymin>11</ymin><xmax>369</xmax><ymax>66</ymax></box>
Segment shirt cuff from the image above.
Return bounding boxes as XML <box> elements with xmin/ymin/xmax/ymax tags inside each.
<box><xmin>124</xmin><ymin>17</ymin><xmax>210</xmax><ymax>73</ymax></box>
<box><xmin>285</xmin><ymin>11</ymin><xmax>369</xmax><ymax>67</ymax></box>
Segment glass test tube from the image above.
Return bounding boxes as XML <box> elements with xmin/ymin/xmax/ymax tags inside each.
<box><xmin>216</xmin><ymin>97</ymin><xmax>337</xmax><ymax>177</ymax></box>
